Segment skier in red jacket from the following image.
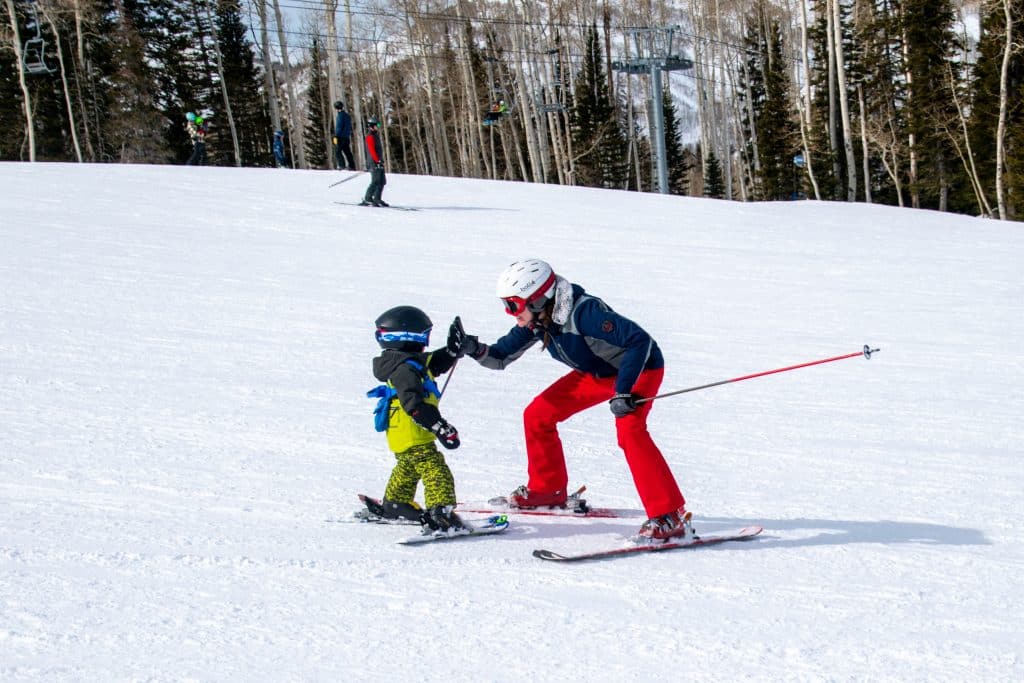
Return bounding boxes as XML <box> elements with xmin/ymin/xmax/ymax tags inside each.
<box><xmin>360</xmin><ymin>118</ymin><xmax>388</xmax><ymax>207</ymax></box>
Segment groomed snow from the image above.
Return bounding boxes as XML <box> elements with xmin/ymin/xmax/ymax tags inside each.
<box><xmin>1</xmin><ymin>162</ymin><xmax>1021</xmax><ymax>681</ymax></box>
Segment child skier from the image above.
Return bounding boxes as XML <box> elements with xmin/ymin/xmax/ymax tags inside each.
<box><xmin>185</xmin><ymin>112</ymin><xmax>208</xmax><ymax>165</ymax></box>
<box><xmin>365</xmin><ymin>305</ymin><xmax>466</xmax><ymax>535</ymax></box>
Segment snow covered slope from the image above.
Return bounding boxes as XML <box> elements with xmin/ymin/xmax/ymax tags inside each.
<box><xmin>2</xmin><ymin>162</ymin><xmax>1021</xmax><ymax>680</ymax></box>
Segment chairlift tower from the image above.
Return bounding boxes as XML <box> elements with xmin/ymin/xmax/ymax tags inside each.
<box><xmin>612</xmin><ymin>26</ymin><xmax>693</xmax><ymax>194</ymax></box>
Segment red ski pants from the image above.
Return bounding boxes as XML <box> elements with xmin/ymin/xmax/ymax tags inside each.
<box><xmin>522</xmin><ymin>367</ymin><xmax>685</xmax><ymax>518</ymax></box>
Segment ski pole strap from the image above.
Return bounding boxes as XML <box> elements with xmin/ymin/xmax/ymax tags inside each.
<box><xmin>636</xmin><ymin>345</ymin><xmax>880</xmax><ymax>404</ymax></box>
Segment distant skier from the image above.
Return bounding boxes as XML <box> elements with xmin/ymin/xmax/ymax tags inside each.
<box><xmin>448</xmin><ymin>259</ymin><xmax>694</xmax><ymax>542</ymax></box>
<box><xmin>333</xmin><ymin>101</ymin><xmax>355</xmax><ymax>171</ymax></box>
<box><xmin>272</xmin><ymin>130</ymin><xmax>287</xmax><ymax>168</ymax></box>
<box><xmin>185</xmin><ymin>112</ymin><xmax>207</xmax><ymax>166</ymax></box>
<box><xmin>365</xmin><ymin>305</ymin><xmax>466</xmax><ymax>535</ymax></box>
<box><xmin>359</xmin><ymin>117</ymin><xmax>387</xmax><ymax>207</ymax></box>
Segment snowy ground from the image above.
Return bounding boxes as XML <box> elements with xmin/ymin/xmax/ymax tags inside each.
<box><xmin>2</xmin><ymin>162</ymin><xmax>1022</xmax><ymax>681</ymax></box>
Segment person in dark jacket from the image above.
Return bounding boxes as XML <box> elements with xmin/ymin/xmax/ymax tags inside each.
<box><xmin>360</xmin><ymin>118</ymin><xmax>387</xmax><ymax>207</ymax></box>
<box><xmin>365</xmin><ymin>305</ymin><xmax>466</xmax><ymax>535</ymax></box>
<box><xmin>448</xmin><ymin>259</ymin><xmax>693</xmax><ymax>542</ymax></box>
<box><xmin>272</xmin><ymin>130</ymin><xmax>287</xmax><ymax>168</ymax></box>
<box><xmin>333</xmin><ymin>101</ymin><xmax>355</xmax><ymax>170</ymax></box>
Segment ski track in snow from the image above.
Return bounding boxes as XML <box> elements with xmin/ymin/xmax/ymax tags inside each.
<box><xmin>1</xmin><ymin>163</ymin><xmax>1022</xmax><ymax>681</ymax></box>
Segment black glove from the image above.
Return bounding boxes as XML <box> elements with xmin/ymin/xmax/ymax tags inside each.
<box><xmin>609</xmin><ymin>393</ymin><xmax>639</xmax><ymax>418</ymax></box>
<box><xmin>446</xmin><ymin>316</ymin><xmax>481</xmax><ymax>359</ymax></box>
<box><xmin>446</xmin><ymin>317</ymin><xmax>465</xmax><ymax>357</ymax></box>
<box><xmin>430</xmin><ymin>419</ymin><xmax>460</xmax><ymax>449</ymax></box>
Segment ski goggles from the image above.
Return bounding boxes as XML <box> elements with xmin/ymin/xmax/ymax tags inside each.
<box><xmin>501</xmin><ymin>273</ymin><xmax>557</xmax><ymax>315</ymax></box>
<box><xmin>376</xmin><ymin>328</ymin><xmax>431</xmax><ymax>345</ymax></box>
<box><xmin>501</xmin><ymin>292</ymin><xmax>550</xmax><ymax>316</ymax></box>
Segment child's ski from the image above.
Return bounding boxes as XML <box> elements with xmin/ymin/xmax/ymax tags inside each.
<box><xmin>399</xmin><ymin>515</ymin><xmax>510</xmax><ymax>545</ymax></box>
<box><xmin>352</xmin><ymin>493</ymin><xmax>422</xmax><ymax>524</ymax></box>
<box><xmin>532</xmin><ymin>525</ymin><xmax>763</xmax><ymax>562</ymax></box>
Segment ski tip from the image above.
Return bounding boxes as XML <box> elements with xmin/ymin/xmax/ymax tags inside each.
<box><xmin>483</xmin><ymin>514</ymin><xmax>510</xmax><ymax>528</ymax></box>
<box><xmin>532</xmin><ymin>549</ymin><xmax>568</xmax><ymax>561</ymax></box>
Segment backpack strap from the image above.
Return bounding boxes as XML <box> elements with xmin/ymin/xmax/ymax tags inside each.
<box><xmin>365</xmin><ymin>358</ymin><xmax>440</xmax><ymax>432</ymax></box>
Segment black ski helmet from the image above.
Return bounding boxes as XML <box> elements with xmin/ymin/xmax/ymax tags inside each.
<box><xmin>375</xmin><ymin>306</ymin><xmax>432</xmax><ymax>350</ymax></box>
<box><xmin>334</xmin><ymin>100</ymin><xmax>344</xmax><ymax>110</ymax></box>
<box><xmin>366</xmin><ymin>117</ymin><xmax>379</xmax><ymax>128</ymax></box>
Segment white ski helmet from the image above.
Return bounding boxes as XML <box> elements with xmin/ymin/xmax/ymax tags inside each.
<box><xmin>496</xmin><ymin>259</ymin><xmax>557</xmax><ymax>315</ymax></box>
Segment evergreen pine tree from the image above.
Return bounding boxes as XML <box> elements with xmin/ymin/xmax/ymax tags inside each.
<box><xmin>209</xmin><ymin>0</ymin><xmax>272</xmax><ymax>166</ymax></box>
<box><xmin>704</xmin><ymin>150</ymin><xmax>726</xmax><ymax>198</ymax></box>
<box><xmin>570</xmin><ymin>25</ymin><xmax>628</xmax><ymax>189</ymax></box>
<box><xmin>133</xmin><ymin>0</ymin><xmax>208</xmax><ymax>163</ymax></box>
<box><xmin>303</xmin><ymin>38</ymin><xmax>329</xmax><ymax>169</ymax></box>
<box><xmin>738</xmin><ymin>8</ymin><xmax>798</xmax><ymax>200</ymax></box>
<box><xmin>901</xmin><ymin>0</ymin><xmax>964</xmax><ymax>210</ymax></box>
<box><xmin>805</xmin><ymin>0</ymin><xmax>855</xmax><ymax>200</ymax></box>
<box><xmin>969</xmin><ymin>0</ymin><xmax>1023</xmax><ymax>219</ymax></box>
<box><xmin>662</xmin><ymin>85</ymin><xmax>690</xmax><ymax>195</ymax></box>
<box><xmin>852</xmin><ymin>0</ymin><xmax>907</xmax><ymax>206</ymax></box>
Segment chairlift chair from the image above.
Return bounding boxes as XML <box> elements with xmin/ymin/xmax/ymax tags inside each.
<box><xmin>533</xmin><ymin>88</ymin><xmax>565</xmax><ymax>114</ymax></box>
<box><xmin>22</xmin><ymin>3</ymin><xmax>55</xmax><ymax>75</ymax></box>
<box><xmin>23</xmin><ymin>37</ymin><xmax>54</xmax><ymax>75</ymax></box>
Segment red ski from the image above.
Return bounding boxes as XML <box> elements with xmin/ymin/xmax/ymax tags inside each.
<box><xmin>533</xmin><ymin>525</ymin><xmax>764</xmax><ymax>562</ymax></box>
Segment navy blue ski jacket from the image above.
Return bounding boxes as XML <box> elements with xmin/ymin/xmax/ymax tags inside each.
<box><xmin>474</xmin><ymin>283</ymin><xmax>664</xmax><ymax>395</ymax></box>
<box><xmin>335</xmin><ymin>110</ymin><xmax>352</xmax><ymax>139</ymax></box>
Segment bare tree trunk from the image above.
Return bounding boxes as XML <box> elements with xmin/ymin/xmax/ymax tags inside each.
<box><xmin>830</xmin><ymin>0</ymin><xmax>857</xmax><ymax>201</ymax></box>
<box><xmin>255</xmin><ymin>0</ymin><xmax>282</xmax><ymax>138</ymax></box>
<box><xmin>715</xmin><ymin>0</ymin><xmax>733</xmax><ymax>199</ymax></box>
<box><xmin>454</xmin><ymin>4</ymin><xmax>482</xmax><ymax>177</ymax></box>
<box><xmin>344</xmin><ymin>1</ymin><xmax>364</xmax><ymax>170</ymax></box>
<box><xmin>995</xmin><ymin>0</ymin><xmax>1012</xmax><ymax>220</ymax></box>
<box><xmin>42</xmin><ymin>4</ymin><xmax>83</xmax><ymax>162</ymax></box>
<box><xmin>897</xmin><ymin>7</ymin><xmax>919</xmax><ymax>208</ymax></box>
<box><xmin>324</xmin><ymin>0</ymin><xmax>341</xmax><ymax>104</ymax></box>
<box><xmin>740</xmin><ymin>41</ymin><xmax>761</xmax><ymax>195</ymax></box>
<box><xmin>857</xmin><ymin>84</ymin><xmax>871</xmax><ymax>203</ymax></box>
<box><xmin>206</xmin><ymin>0</ymin><xmax>241</xmax><ymax>165</ymax></box>
<box><xmin>5</xmin><ymin>0</ymin><xmax>36</xmax><ymax>160</ymax></box>
<box><xmin>271</xmin><ymin>0</ymin><xmax>305</xmax><ymax>168</ymax></box>
<box><xmin>944</xmin><ymin>63</ymin><xmax>992</xmax><ymax>216</ymax></box>
<box><xmin>826</xmin><ymin>2</ymin><xmax>841</xmax><ymax>194</ymax></box>
<box><xmin>792</xmin><ymin>0</ymin><xmax>820</xmax><ymax>199</ymax></box>
<box><xmin>70</xmin><ymin>0</ymin><xmax>96</xmax><ymax>160</ymax></box>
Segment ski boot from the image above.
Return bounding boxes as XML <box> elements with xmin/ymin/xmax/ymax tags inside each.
<box><xmin>636</xmin><ymin>507</ymin><xmax>695</xmax><ymax>543</ymax></box>
<box><xmin>506</xmin><ymin>485</ymin><xmax>568</xmax><ymax>509</ymax></box>
<box><xmin>420</xmin><ymin>505</ymin><xmax>468</xmax><ymax>537</ymax></box>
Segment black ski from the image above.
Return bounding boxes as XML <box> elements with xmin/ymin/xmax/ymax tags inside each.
<box><xmin>333</xmin><ymin>201</ymin><xmax>419</xmax><ymax>212</ymax></box>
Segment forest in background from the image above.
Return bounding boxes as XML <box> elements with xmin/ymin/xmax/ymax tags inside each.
<box><xmin>2</xmin><ymin>0</ymin><xmax>1021</xmax><ymax>220</ymax></box>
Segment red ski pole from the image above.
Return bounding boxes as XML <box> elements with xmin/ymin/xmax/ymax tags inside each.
<box><xmin>636</xmin><ymin>344</ymin><xmax>880</xmax><ymax>404</ymax></box>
